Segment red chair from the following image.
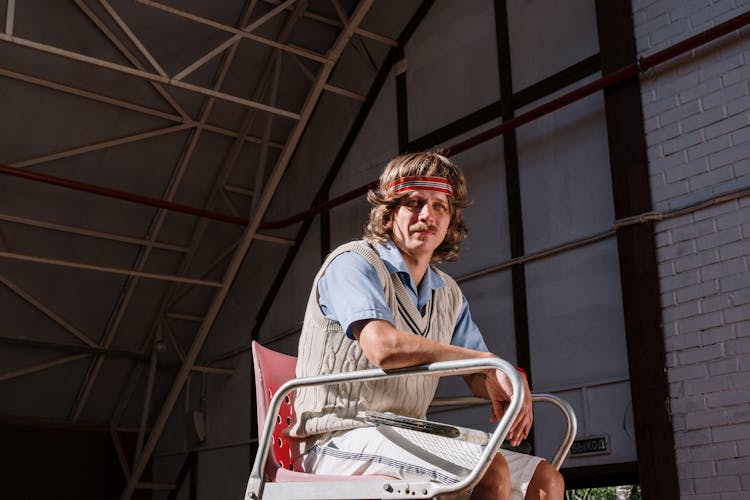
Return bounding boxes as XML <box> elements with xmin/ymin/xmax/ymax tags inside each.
<box><xmin>245</xmin><ymin>341</ymin><xmax>575</xmax><ymax>500</ymax></box>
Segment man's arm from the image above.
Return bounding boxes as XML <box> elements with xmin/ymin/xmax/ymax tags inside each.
<box><xmin>353</xmin><ymin>318</ymin><xmax>494</xmax><ymax>369</ymax></box>
<box><xmin>354</xmin><ymin>319</ymin><xmax>533</xmax><ymax>447</ymax></box>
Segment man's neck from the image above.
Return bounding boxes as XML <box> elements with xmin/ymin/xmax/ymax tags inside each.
<box><xmin>399</xmin><ymin>250</ymin><xmax>431</xmax><ymax>288</ymax></box>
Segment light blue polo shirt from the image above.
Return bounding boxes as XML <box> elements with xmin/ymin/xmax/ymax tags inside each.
<box><xmin>317</xmin><ymin>239</ymin><xmax>489</xmax><ymax>352</ymax></box>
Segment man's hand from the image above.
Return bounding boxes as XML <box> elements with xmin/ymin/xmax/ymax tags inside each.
<box><xmin>485</xmin><ymin>369</ymin><xmax>533</xmax><ymax>447</ymax></box>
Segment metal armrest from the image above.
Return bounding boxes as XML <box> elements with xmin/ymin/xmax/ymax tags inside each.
<box><xmin>429</xmin><ymin>393</ymin><xmax>577</xmax><ymax>470</ymax></box>
<box><xmin>246</xmin><ymin>357</ymin><xmax>524</xmax><ymax>500</ymax></box>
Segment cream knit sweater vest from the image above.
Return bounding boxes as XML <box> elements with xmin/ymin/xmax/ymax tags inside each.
<box><xmin>290</xmin><ymin>241</ymin><xmax>463</xmax><ymax>438</ymax></box>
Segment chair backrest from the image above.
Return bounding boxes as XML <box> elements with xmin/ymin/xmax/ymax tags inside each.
<box><xmin>252</xmin><ymin>341</ymin><xmax>300</xmax><ymax>474</ymax></box>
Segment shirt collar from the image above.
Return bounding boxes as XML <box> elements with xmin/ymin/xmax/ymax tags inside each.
<box><xmin>374</xmin><ymin>238</ymin><xmax>446</xmax><ymax>291</ymax></box>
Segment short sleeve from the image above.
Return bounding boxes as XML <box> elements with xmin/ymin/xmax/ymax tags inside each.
<box><xmin>317</xmin><ymin>251</ymin><xmax>395</xmax><ymax>339</ymax></box>
<box><xmin>449</xmin><ymin>296</ymin><xmax>489</xmax><ymax>352</ymax></box>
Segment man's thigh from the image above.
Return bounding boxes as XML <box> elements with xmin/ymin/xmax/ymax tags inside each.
<box><xmin>295</xmin><ymin>426</ymin><xmax>543</xmax><ymax>499</ymax></box>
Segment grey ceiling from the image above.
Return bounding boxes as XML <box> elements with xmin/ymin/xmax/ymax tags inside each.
<box><xmin>0</xmin><ymin>0</ymin><xmax>421</xmax><ymax>430</ymax></box>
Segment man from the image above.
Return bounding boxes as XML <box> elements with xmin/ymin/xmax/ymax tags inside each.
<box><xmin>290</xmin><ymin>152</ymin><xmax>564</xmax><ymax>499</ymax></box>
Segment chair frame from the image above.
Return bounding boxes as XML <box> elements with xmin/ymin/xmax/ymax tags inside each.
<box><xmin>245</xmin><ymin>347</ymin><xmax>576</xmax><ymax>500</ymax></box>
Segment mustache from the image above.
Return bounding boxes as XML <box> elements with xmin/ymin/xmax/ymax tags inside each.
<box><xmin>409</xmin><ymin>222</ymin><xmax>439</xmax><ymax>233</ymax></box>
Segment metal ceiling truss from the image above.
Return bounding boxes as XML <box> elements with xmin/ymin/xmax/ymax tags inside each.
<box><xmin>0</xmin><ymin>0</ymin><xmax>386</xmax><ymax>496</ymax></box>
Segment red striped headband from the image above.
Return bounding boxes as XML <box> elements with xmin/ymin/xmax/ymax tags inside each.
<box><xmin>387</xmin><ymin>176</ymin><xmax>454</xmax><ymax>197</ymax></box>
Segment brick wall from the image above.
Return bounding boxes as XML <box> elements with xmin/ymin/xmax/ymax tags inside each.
<box><xmin>633</xmin><ymin>0</ymin><xmax>750</xmax><ymax>498</ymax></box>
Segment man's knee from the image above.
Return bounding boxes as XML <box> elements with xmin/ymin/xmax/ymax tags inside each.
<box><xmin>528</xmin><ymin>461</ymin><xmax>564</xmax><ymax>499</ymax></box>
<box><xmin>472</xmin><ymin>453</ymin><xmax>510</xmax><ymax>499</ymax></box>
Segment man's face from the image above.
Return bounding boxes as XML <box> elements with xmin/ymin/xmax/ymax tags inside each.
<box><xmin>390</xmin><ymin>190</ymin><xmax>451</xmax><ymax>261</ymax></box>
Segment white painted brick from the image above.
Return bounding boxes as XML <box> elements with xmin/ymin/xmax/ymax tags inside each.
<box><xmin>650</xmin><ymin>121</ymin><xmax>684</xmax><ymax>145</ymax></box>
<box><xmin>719</xmin><ymin>240</ymin><xmax>750</xmax><ymax>260</ymax></box>
<box><xmin>701</xmin><ymin>82</ymin><xmax>747</xmax><ymax>109</ymax></box>
<box><xmin>690</xmin><ymin>441</ymin><xmax>738</xmax><ymax>461</ymax></box>
<box><xmin>666</xmin><ymin>331</ymin><xmax>702</xmax><ymax>351</ymax></box>
<box><xmin>671</xmin><ymin>380</ymin><xmax>684</xmax><ymax>398</ymax></box>
<box><xmin>709</xmin><ymin>139</ymin><xmax>750</xmax><ymax>169</ymax></box>
<box><xmin>719</xmin><ymin>271</ymin><xmax>750</xmax><ymax>292</ymax></box>
<box><xmin>677</xmin><ymin>253</ymin><xmax>703</xmax><ymax>272</ymax></box>
<box><xmin>670</xmin><ymin>364</ymin><xmax>710</xmax><ymax>383</ymax></box>
<box><xmin>677</xmin><ymin>281</ymin><xmax>720</xmax><ymax>303</ymax></box>
<box><xmin>652</xmin><ymin>17</ymin><xmax>692</xmax><ymax>45</ymax></box>
<box><xmin>672</xmin><ymin>219</ymin><xmax>716</xmax><ymax>244</ymax></box>
<box><xmin>678</xmin><ymin>460</ymin><xmax>717</xmax><ymax>480</ymax></box>
<box><xmin>680</xmin><ymin>477</ymin><xmax>695</xmax><ymax>495</ymax></box>
<box><xmin>725</xmin><ymin>336</ymin><xmax>750</xmax><ymax>355</ymax></box>
<box><xmin>707</xmin><ymin>390</ymin><xmax>750</xmax><ymax>409</ymax></box>
<box><xmin>661</xmin><ymin>99</ymin><xmax>703</xmax><ymax>126</ymax></box>
<box><xmin>677</xmin><ymin>342</ymin><xmax>724</xmax><ymax>364</ymax></box>
<box><xmin>667</xmin><ymin>350</ymin><xmax>680</xmax><ymax>367</ymax></box>
<box><xmin>705</xmin><ymin>115</ymin><xmax>750</xmax><ymax>140</ymax></box>
<box><xmin>676</xmin><ymin>445</ymin><xmax>692</xmax><ymax>463</ymax></box>
<box><xmin>666</xmin><ymin>299</ymin><xmax>702</xmax><ymax>320</ymax></box>
<box><xmin>739</xmin><ymin>438</ymin><xmax>750</xmax><ymax>456</ymax></box>
<box><xmin>660</xmin><ymin>259</ymin><xmax>677</xmax><ymax>276</ymax></box>
<box><xmin>693</xmin><ymin>200</ymin><xmax>741</xmax><ymax>221</ymax></box>
<box><xmin>712</xmin><ymin>421</ymin><xmax>750</xmax><ymax>443</ymax></box>
<box><xmin>659</xmin><ymin>69</ymin><xmax>701</xmax><ymax>101</ymax></box>
<box><xmin>697</xmin><ymin>53</ymin><xmax>744</xmax><ymax>83</ymax></box>
<box><xmin>646</xmin><ymin>0</ymin><xmax>672</xmax><ymax>18</ymax></box>
<box><xmin>697</xmin><ymin>227</ymin><xmax>742</xmax><ymax>252</ymax></box>
<box><xmin>663</xmin><ymin>269</ymin><xmax>701</xmax><ymax>291</ymax></box>
<box><xmin>739</xmin><ymin>354</ymin><xmax>750</xmax><ymax>372</ymax></box>
<box><xmin>644</xmin><ymin>93</ymin><xmax>679</xmax><ymax>120</ymax></box>
<box><xmin>694</xmin><ymin>475</ymin><xmax>741</xmax><ymax>494</ymax></box>
<box><xmin>688</xmin><ymin>137</ymin><xmax>734</xmax><ymax>164</ymax></box>
<box><xmin>649</xmin><ymin>148</ymin><xmax>686</xmax><ymax>173</ymax></box>
<box><xmin>658</xmin><ymin>239</ymin><xmax>697</xmax><ymax>260</ymax></box>
<box><xmin>682</xmin><ymin>105</ymin><xmax>725</xmax><ymax>133</ymax></box>
<box><xmin>722</xmin><ymin>491</ymin><xmax>750</xmax><ymax>500</ymax></box>
<box><xmin>726</xmin><ymin>404</ymin><xmax>750</xmax><ymax>425</ymax></box>
<box><xmin>716</xmin><ymin>207</ymin><xmax>750</xmax><ymax>230</ymax></box>
<box><xmin>676</xmin><ymin>428</ymin><xmax>714</xmax><ymax>447</ymax></box>
<box><xmin>701</xmin><ymin>257</ymin><xmax>747</xmax><ymax>281</ymax></box>
<box><xmin>726</xmin><ymin>94</ymin><xmax>750</xmax><ymax>117</ymax></box>
<box><xmin>663</xmin><ymin>290</ymin><xmax>678</xmax><ymax>307</ymax></box>
<box><xmin>738</xmin><ymin>321</ymin><xmax>750</xmax><ymax>337</ymax></box>
<box><xmin>684</xmin><ymin>375</ymin><xmax>728</xmax><ymax>395</ymax></box>
<box><xmin>725</xmin><ymin>303</ymin><xmax>750</xmax><ymax>323</ymax></box>
<box><xmin>656</xmin><ymin>230</ymin><xmax>672</xmax><ymax>248</ymax></box>
<box><xmin>701</xmin><ymin>294</ymin><xmax>731</xmax><ymax>313</ymax></box>
<box><xmin>708</xmin><ymin>357</ymin><xmax>739</xmax><ymax>376</ymax></box>
<box><xmin>635</xmin><ymin>10</ymin><xmax>671</xmax><ymax>40</ymax></box>
<box><xmin>731</xmin><ymin>123</ymin><xmax>750</xmax><ymax>145</ymax></box>
<box><xmin>686</xmin><ymin>408</ymin><xmax>728</xmax><ymax>430</ymax></box>
<box><xmin>736</xmin><ymin>157</ymin><xmax>750</xmax><ymax>176</ymax></box>
<box><xmin>679</xmin><ymin>77</ymin><xmax>723</xmax><ymax>105</ymax></box>
<box><xmin>701</xmin><ymin>325</ymin><xmax>736</xmax><ymax>345</ymax></box>
<box><xmin>633</xmin><ymin>0</ymin><xmax>661</xmax><ymax>11</ymax></box>
<box><xmin>679</xmin><ymin>311</ymin><xmax>724</xmax><ymax>334</ymax></box>
<box><xmin>727</xmin><ymin>371</ymin><xmax>750</xmax><ymax>390</ymax></box>
<box><xmin>730</xmin><ymin>288</ymin><xmax>750</xmax><ymax>306</ymax></box>
<box><xmin>717</xmin><ymin>456</ymin><xmax>750</xmax><ymax>476</ymax></box>
<box><xmin>722</xmin><ymin>58</ymin><xmax>750</xmax><ymax>87</ymax></box>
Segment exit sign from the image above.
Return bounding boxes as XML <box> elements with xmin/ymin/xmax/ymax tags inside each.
<box><xmin>570</xmin><ymin>435</ymin><xmax>610</xmax><ymax>457</ymax></box>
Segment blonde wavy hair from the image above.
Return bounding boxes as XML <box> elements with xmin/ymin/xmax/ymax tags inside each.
<box><xmin>363</xmin><ymin>152</ymin><xmax>470</xmax><ymax>263</ymax></box>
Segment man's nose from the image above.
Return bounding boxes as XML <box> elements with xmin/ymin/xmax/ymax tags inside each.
<box><xmin>418</xmin><ymin>203</ymin><xmax>432</xmax><ymax>220</ymax></box>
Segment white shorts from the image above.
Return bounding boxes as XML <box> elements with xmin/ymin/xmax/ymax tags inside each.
<box><xmin>294</xmin><ymin>426</ymin><xmax>543</xmax><ymax>500</ymax></box>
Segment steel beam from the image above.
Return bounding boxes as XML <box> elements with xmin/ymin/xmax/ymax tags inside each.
<box><xmin>118</xmin><ymin>2</ymin><xmax>374</xmax><ymax>498</ymax></box>
<box><xmin>0</xmin><ymin>32</ymin><xmax>300</xmax><ymax>120</ymax></box>
<box><xmin>0</xmin><ymin>249</ymin><xmax>223</xmax><ymax>287</ymax></box>
<box><xmin>0</xmin><ymin>273</ymin><xmax>99</xmax><ymax>348</ymax></box>
<box><xmin>0</xmin><ymin>353</ymin><xmax>89</xmax><ymax>382</ymax></box>
<box><xmin>0</xmin><ymin>212</ymin><xmax>189</xmax><ymax>253</ymax></box>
